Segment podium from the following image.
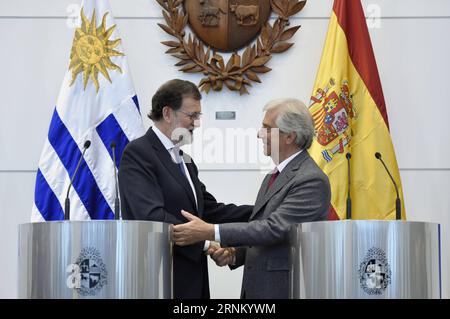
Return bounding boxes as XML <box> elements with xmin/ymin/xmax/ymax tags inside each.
<box><xmin>290</xmin><ymin>220</ymin><xmax>441</xmax><ymax>299</ymax></box>
<box><xmin>18</xmin><ymin>221</ymin><xmax>172</xmax><ymax>299</ymax></box>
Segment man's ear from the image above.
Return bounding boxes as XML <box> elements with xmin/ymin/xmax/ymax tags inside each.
<box><xmin>162</xmin><ymin>106</ymin><xmax>172</xmax><ymax>123</ymax></box>
<box><xmin>286</xmin><ymin>132</ymin><xmax>297</xmax><ymax>145</ymax></box>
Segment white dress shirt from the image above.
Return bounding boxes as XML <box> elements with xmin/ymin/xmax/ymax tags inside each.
<box><xmin>152</xmin><ymin>126</ymin><xmax>210</xmax><ymax>250</ymax></box>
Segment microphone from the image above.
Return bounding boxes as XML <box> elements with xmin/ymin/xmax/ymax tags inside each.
<box><xmin>64</xmin><ymin>140</ymin><xmax>91</xmax><ymax>220</ymax></box>
<box><xmin>346</xmin><ymin>152</ymin><xmax>352</xmax><ymax>219</ymax></box>
<box><xmin>110</xmin><ymin>141</ymin><xmax>120</xmax><ymax>220</ymax></box>
<box><xmin>375</xmin><ymin>152</ymin><xmax>401</xmax><ymax>220</ymax></box>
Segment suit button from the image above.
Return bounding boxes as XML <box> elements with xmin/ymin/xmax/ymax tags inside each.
<box><xmin>247</xmin><ymin>266</ymin><xmax>253</xmax><ymax>270</ymax></box>
<box><xmin>248</xmin><ymin>246</ymin><xmax>252</xmax><ymax>248</ymax></box>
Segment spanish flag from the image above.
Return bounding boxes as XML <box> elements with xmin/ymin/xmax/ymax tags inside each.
<box><xmin>308</xmin><ymin>0</ymin><xmax>405</xmax><ymax>220</ymax></box>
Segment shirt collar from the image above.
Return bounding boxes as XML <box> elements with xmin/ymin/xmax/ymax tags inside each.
<box><xmin>152</xmin><ymin>126</ymin><xmax>176</xmax><ymax>151</ymax></box>
<box><xmin>276</xmin><ymin>149</ymin><xmax>303</xmax><ymax>173</ymax></box>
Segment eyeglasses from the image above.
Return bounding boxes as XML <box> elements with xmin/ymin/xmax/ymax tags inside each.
<box><xmin>259</xmin><ymin>126</ymin><xmax>286</xmax><ymax>134</ymax></box>
<box><xmin>176</xmin><ymin>109</ymin><xmax>202</xmax><ymax>120</ymax></box>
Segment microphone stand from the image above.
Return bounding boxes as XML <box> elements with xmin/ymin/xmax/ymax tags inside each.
<box><xmin>346</xmin><ymin>152</ymin><xmax>352</xmax><ymax>220</ymax></box>
<box><xmin>111</xmin><ymin>141</ymin><xmax>120</xmax><ymax>220</ymax></box>
<box><xmin>64</xmin><ymin>140</ymin><xmax>91</xmax><ymax>220</ymax></box>
<box><xmin>375</xmin><ymin>152</ymin><xmax>401</xmax><ymax>220</ymax></box>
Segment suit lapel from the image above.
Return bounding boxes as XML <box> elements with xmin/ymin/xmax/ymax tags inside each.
<box><xmin>250</xmin><ymin>151</ymin><xmax>309</xmax><ymax>220</ymax></box>
<box><xmin>147</xmin><ymin>129</ymin><xmax>198</xmax><ymax>211</ymax></box>
<box><xmin>186</xmin><ymin>162</ymin><xmax>204</xmax><ymax>217</ymax></box>
<box><xmin>253</xmin><ymin>174</ymin><xmax>271</xmax><ymax>213</ymax></box>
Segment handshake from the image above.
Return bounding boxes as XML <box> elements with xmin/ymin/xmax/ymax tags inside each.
<box><xmin>205</xmin><ymin>241</ymin><xmax>236</xmax><ymax>267</ymax></box>
<box><xmin>169</xmin><ymin>210</ymin><xmax>236</xmax><ymax>267</ymax></box>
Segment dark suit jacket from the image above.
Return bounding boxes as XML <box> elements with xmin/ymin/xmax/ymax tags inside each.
<box><xmin>220</xmin><ymin>151</ymin><xmax>331</xmax><ymax>298</ymax></box>
<box><xmin>118</xmin><ymin>128</ymin><xmax>253</xmax><ymax>299</ymax></box>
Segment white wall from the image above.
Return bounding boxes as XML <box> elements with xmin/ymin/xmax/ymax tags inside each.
<box><xmin>1</xmin><ymin>0</ymin><xmax>449</xmax><ymax>298</ymax></box>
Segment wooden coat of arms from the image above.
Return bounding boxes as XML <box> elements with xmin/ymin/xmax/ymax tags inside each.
<box><xmin>156</xmin><ymin>0</ymin><xmax>306</xmax><ymax>94</ymax></box>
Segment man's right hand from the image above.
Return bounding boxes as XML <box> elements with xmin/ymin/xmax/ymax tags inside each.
<box><xmin>205</xmin><ymin>241</ymin><xmax>220</xmax><ymax>256</ymax></box>
<box><xmin>210</xmin><ymin>247</ymin><xmax>235</xmax><ymax>267</ymax></box>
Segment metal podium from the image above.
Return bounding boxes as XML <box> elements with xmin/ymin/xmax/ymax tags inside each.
<box><xmin>18</xmin><ymin>221</ymin><xmax>172</xmax><ymax>299</ymax></box>
<box><xmin>290</xmin><ymin>220</ymin><xmax>441</xmax><ymax>299</ymax></box>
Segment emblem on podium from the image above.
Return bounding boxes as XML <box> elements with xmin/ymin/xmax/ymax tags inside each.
<box><xmin>67</xmin><ymin>247</ymin><xmax>108</xmax><ymax>296</ymax></box>
<box><xmin>359</xmin><ymin>247</ymin><xmax>392</xmax><ymax>295</ymax></box>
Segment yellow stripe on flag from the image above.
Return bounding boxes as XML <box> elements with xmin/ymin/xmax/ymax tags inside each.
<box><xmin>309</xmin><ymin>4</ymin><xmax>405</xmax><ymax>220</ymax></box>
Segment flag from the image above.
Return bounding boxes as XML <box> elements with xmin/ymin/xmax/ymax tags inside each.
<box><xmin>308</xmin><ymin>0</ymin><xmax>405</xmax><ymax>220</ymax></box>
<box><xmin>32</xmin><ymin>0</ymin><xmax>145</xmax><ymax>221</ymax></box>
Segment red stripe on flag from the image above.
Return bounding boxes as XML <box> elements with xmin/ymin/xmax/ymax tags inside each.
<box><xmin>332</xmin><ymin>0</ymin><xmax>390</xmax><ymax>129</ymax></box>
<box><xmin>327</xmin><ymin>205</ymin><xmax>340</xmax><ymax>220</ymax></box>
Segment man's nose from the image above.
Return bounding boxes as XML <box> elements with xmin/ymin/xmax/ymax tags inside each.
<box><xmin>257</xmin><ymin>128</ymin><xmax>266</xmax><ymax>139</ymax></box>
<box><xmin>193</xmin><ymin>119</ymin><xmax>201</xmax><ymax>128</ymax></box>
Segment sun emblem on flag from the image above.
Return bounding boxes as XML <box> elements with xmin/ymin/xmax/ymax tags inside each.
<box><xmin>68</xmin><ymin>8</ymin><xmax>124</xmax><ymax>93</ymax></box>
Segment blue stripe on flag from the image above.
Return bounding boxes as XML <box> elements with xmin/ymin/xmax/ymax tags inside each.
<box><xmin>34</xmin><ymin>169</ymin><xmax>64</xmax><ymax>221</ymax></box>
<box><xmin>48</xmin><ymin>109</ymin><xmax>114</xmax><ymax>219</ymax></box>
<box><xmin>96</xmin><ymin>114</ymin><xmax>129</xmax><ymax>167</ymax></box>
<box><xmin>132</xmin><ymin>95</ymin><xmax>140</xmax><ymax>112</ymax></box>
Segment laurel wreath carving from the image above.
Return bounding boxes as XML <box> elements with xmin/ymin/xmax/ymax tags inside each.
<box><xmin>156</xmin><ymin>0</ymin><xmax>306</xmax><ymax>94</ymax></box>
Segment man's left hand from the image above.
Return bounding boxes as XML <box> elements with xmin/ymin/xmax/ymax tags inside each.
<box><xmin>172</xmin><ymin>210</ymin><xmax>215</xmax><ymax>246</ymax></box>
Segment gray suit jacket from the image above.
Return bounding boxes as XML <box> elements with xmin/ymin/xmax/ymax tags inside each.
<box><xmin>219</xmin><ymin>150</ymin><xmax>331</xmax><ymax>299</ymax></box>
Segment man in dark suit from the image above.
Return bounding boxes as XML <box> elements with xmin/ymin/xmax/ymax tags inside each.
<box><xmin>172</xmin><ymin>98</ymin><xmax>331</xmax><ymax>298</ymax></box>
<box><xmin>118</xmin><ymin>79</ymin><xmax>253</xmax><ymax>299</ymax></box>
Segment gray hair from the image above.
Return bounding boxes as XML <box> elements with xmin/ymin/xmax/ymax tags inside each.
<box><xmin>263</xmin><ymin>98</ymin><xmax>315</xmax><ymax>149</ymax></box>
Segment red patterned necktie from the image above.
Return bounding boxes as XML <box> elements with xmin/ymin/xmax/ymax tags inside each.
<box><xmin>267</xmin><ymin>169</ymin><xmax>280</xmax><ymax>190</ymax></box>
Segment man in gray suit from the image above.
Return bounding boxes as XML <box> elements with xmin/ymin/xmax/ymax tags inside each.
<box><xmin>172</xmin><ymin>98</ymin><xmax>331</xmax><ymax>298</ymax></box>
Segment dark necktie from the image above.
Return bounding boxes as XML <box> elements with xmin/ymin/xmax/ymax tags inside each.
<box><xmin>172</xmin><ymin>147</ymin><xmax>186</xmax><ymax>177</ymax></box>
<box><xmin>172</xmin><ymin>147</ymin><xmax>198</xmax><ymax>208</ymax></box>
<box><xmin>267</xmin><ymin>169</ymin><xmax>280</xmax><ymax>190</ymax></box>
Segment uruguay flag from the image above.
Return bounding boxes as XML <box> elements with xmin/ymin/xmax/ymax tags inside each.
<box><xmin>32</xmin><ymin>0</ymin><xmax>145</xmax><ymax>221</ymax></box>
